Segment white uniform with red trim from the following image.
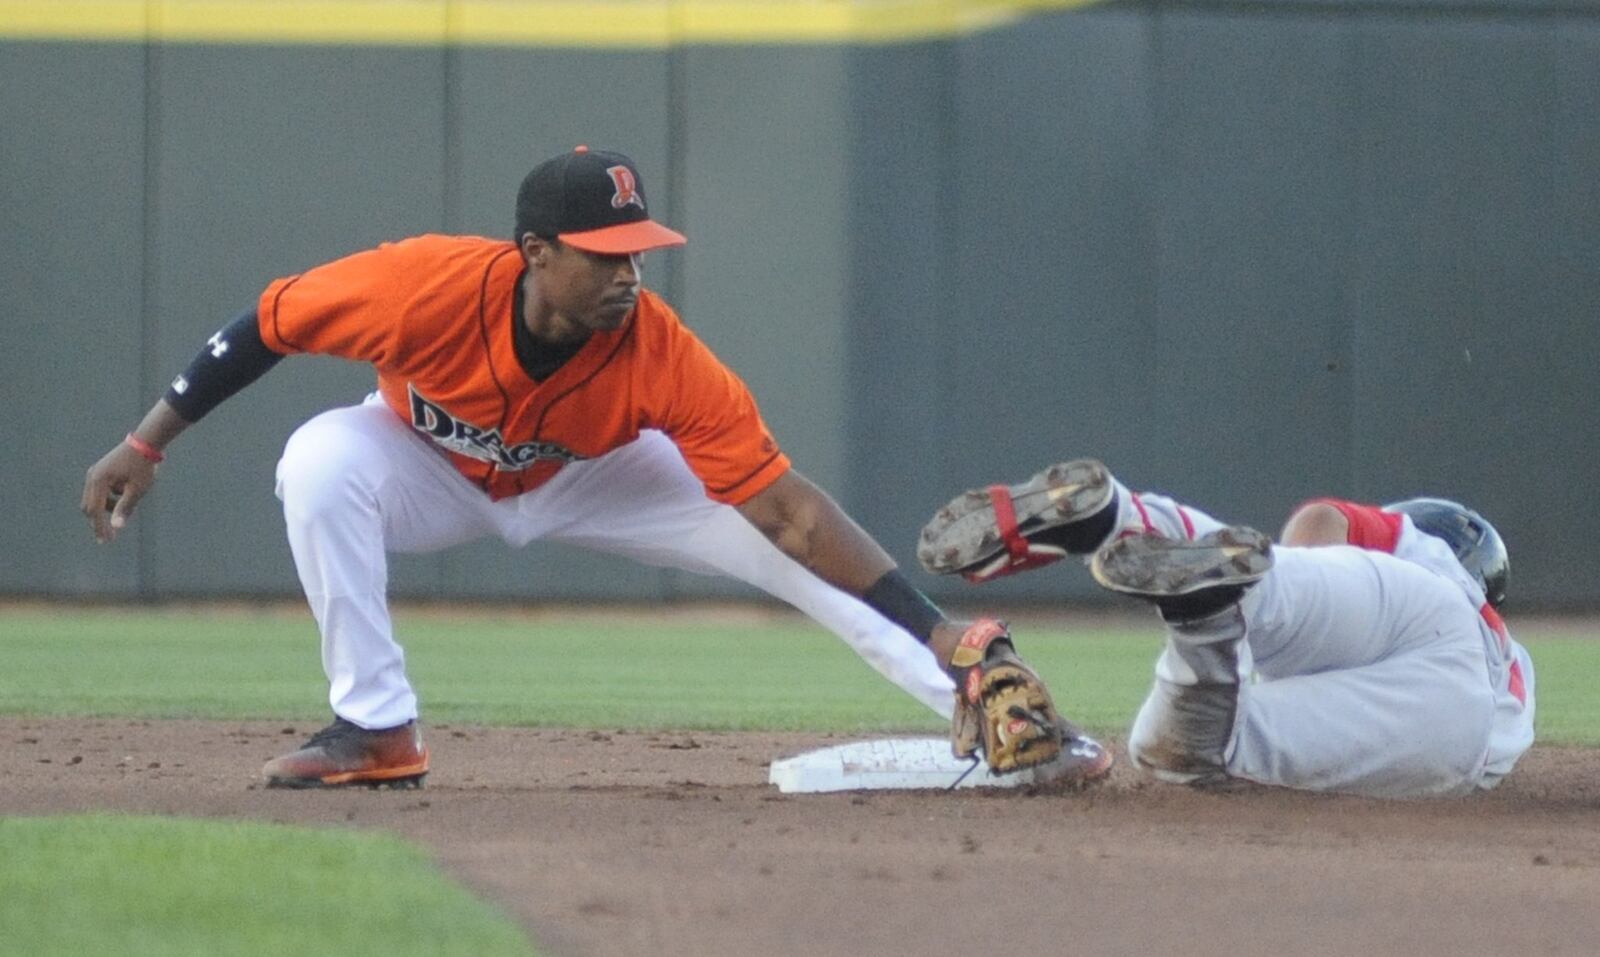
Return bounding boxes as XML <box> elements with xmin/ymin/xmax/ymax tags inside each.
<box><xmin>1115</xmin><ymin>485</ymin><xmax>1534</xmax><ymax>798</ymax></box>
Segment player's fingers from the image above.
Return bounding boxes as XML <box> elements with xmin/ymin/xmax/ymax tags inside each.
<box><xmin>82</xmin><ymin>470</ymin><xmax>115</xmax><ymax>543</ymax></box>
<box><xmin>80</xmin><ymin>473</ymin><xmax>99</xmax><ymax>521</ymax></box>
<box><xmin>110</xmin><ymin>480</ymin><xmax>149</xmax><ymax>532</ymax></box>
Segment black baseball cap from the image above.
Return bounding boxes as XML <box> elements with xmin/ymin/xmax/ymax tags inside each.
<box><xmin>514</xmin><ymin>145</ymin><xmax>686</xmax><ymax>254</ymax></box>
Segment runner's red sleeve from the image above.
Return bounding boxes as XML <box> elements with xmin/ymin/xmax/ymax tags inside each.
<box><xmin>1300</xmin><ymin>498</ymin><xmax>1403</xmax><ymax>553</ymax></box>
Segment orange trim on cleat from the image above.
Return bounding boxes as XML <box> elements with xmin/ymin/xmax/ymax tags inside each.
<box><xmin>262</xmin><ymin>718</ymin><xmax>430</xmax><ymax>789</ymax></box>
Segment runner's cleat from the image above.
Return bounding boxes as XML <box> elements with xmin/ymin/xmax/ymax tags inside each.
<box><xmin>918</xmin><ymin>459</ymin><xmax>1118</xmax><ymax>583</ymax></box>
<box><xmin>1091</xmin><ymin>525</ymin><xmax>1273</xmax><ymax>621</ymax></box>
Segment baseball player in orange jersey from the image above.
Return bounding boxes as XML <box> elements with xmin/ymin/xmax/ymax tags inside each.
<box><xmin>81</xmin><ymin>146</ymin><xmax>1112</xmax><ymax>788</ymax></box>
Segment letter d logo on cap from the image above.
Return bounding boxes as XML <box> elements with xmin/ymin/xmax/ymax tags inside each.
<box><xmin>606</xmin><ymin>165</ymin><xmax>645</xmax><ymax>210</ymax></box>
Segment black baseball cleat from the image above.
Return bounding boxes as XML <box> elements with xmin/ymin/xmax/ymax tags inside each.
<box><xmin>1090</xmin><ymin>526</ymin><xmax>1273</xmax><ymax>621</ymax></box>
<box><xmin>918</xmin><ymin>459</ymin><xmax>1118</xmax><ymax>583</ymax></box>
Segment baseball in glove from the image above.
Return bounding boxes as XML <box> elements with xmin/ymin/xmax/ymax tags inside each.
<box><xmin>947</xmin><ymin>618</ymin><xmax>1069</xmax><ymax>774</ymax></box>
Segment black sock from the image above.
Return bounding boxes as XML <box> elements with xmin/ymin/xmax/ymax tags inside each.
<box><xmin>1023</xmin><ymin>488</ymin><xmax>1119</xmax><ymax>554</ymax></box>
<box><xmin>1156</xmin><ymin>585</ymin><xmax>1246</xmax><ymax>623</ymax></box>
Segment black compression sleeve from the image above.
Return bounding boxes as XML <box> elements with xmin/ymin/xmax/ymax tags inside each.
<box><xmin>163</xmin><ymin>308</ymin><xmax>285</xmax><ymax>423</ymax></box>
<box><xmin>861</xmin><ymin>569</ymin><xmax>947</xmax><ymax>644</ymax></box>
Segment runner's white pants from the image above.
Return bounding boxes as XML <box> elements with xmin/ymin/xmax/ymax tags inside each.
<box><xmin>274</xmin><ymin>399</ymin><xmax>955</xmax><ymax>730</ymax></box>
<box><xmin>1116</xmin><ymin>487</ymin><xmax>1534</xmax><ymax>798</ymax></box>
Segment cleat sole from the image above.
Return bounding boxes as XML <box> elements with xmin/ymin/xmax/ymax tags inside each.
<box><xmin>266</xmin><ymin>772</ymin><xmax>427</xmax><ymax>791</ymax></box>
<box><xmin>918</xmin><ymin>459</ymin><xmax>1112</xmax><ymax>575</ymax></box>
<box><xmin>1092</xmin><ymin>526</ymin><xmax>1273</xmax><ymax>597</ymax></box>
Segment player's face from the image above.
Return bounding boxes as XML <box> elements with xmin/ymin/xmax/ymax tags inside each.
<box><xmin>544</xmin><ymin>243</ymin><xmax>643</xmax><ymax>333</ymax></box>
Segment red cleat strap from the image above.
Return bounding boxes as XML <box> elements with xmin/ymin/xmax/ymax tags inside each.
<box><xmin>987</xmin><ymin>484</ymin><xmax>1031</xmax><ymax>561</ymax></box>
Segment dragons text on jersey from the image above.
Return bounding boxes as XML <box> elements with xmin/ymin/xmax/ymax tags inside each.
<box><xmin>409</xmin><ymin>385</ymin><xmax>586</xmax><ymax>470</ymax></box>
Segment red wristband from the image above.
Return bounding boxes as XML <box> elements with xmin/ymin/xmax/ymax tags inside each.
<box><xmin>124</xmin><ymin>433</ymin><xmax>165</xmax><ymax>463</ymax></box>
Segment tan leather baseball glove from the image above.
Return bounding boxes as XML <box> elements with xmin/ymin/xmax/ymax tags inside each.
<box><xmin>948</xmin><ymin>618</ymin><xmax>1066</xmax><ymax>774</ymax></box>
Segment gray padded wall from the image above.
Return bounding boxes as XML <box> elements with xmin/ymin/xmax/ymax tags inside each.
<box><xmin>905</xmin><ymin>10</ymin><xmax>1167</xmax><ymax>604</ymax></box>
<box><xmin>1346</xmin><ymin>19</ymin><xmax>1600</xmax><ymax>609</ymax></box>
<box><xmin>4</xmin><ymin>0</ymin><xmax>1598</xmax><ymax>610</ymax></box>
<box><xmin>843</xmin><ymin>38</ymin><xmax>958</xmax><ymax>571</ymax></box>
<box><xmin>140</xmin><ymin>44</ymin><xmax>448</xmax><ymax>597</ymax></box>
<box><xmin>673</xmin><ymin>45</ymin><xmax>854</xmax><ymax>599</ymax></box>
<box><xmin>1144</xmin><ymin>10</ymin><xmax>1355</xmax><ymax>517</ymax></box>
<box><xmin>853</xmin><ymin>2</ymin><xmax>1600</xmax><ymax>610</ymax></box>
<box><xmin>1</xmin><ymin>43</ymin><xmax>147</xmax><ymax>595</ymax></box>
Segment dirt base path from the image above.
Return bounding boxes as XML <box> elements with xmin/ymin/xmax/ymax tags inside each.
<box><xmin>4</xmin><ymin>717</ymin><xmax>1598</xmax><ymax>956</ymax></box>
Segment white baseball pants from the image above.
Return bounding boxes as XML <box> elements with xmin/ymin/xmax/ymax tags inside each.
<box><xmin>1116</xmin><ymin>488</ymin><xmax>1534</xmax><ymax>797</ymax></box>
<box><xmin>274</xmin><ymin>398</ymin><xmax>955</xmax><ymax>730</ymax></box>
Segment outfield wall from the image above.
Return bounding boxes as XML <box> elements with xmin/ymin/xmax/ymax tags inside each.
<box><xmin>4</xmin><ymin>0</ymin><xmax>1597</xmax><ymax>609</ymax></box>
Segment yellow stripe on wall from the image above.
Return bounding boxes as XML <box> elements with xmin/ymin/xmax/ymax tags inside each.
<box><xmin>0</xmin><ymin>0</ymin><xmax>1102</xmax><ymax>47</ymax></box>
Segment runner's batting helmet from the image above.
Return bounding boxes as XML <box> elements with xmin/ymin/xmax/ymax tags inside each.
<box><xmin>1383</xmin><ymin>498</ymin><xmax>1509</xmax><ymax>609</ymax></box>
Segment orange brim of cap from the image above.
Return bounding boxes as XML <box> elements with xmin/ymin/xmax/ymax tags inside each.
<box><xmin>559</xmin><ymin>219</ymin><xmax>687</xmax><ymax>254</ymax></box>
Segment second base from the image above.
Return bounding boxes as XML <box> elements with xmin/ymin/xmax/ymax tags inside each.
<box><xmin>768</xmin><ymin>737</ymin><xmax>1052</xmax><ymax>793</ymax></box>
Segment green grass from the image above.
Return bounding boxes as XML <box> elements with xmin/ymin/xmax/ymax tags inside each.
<box><xmin>0</xmin><ymin>605</ymin><xmax>1593</xmax><ymax>957</ymax></box>
<box><xmin>0</xmin><ymin>605</ymin><xmax>1163</xmax><ymax>734</ymax></box>
<box><xmin>0</xmin><ymin>605</ymin><xmax>1593</xmax><ymax>742</ymax></box>
<box><xmin>0</xmin><ymin>814</ymin><xmax>536</xmax><ymax>957</ymax></box>
<box><xmin>1517</xmin><ymin>636</ymin><xmax>1600</xmax><ymax>745</ymax></box>
<box><xmin>0</xmin><ymin>605</ymin><xmax>945</xmax><ymax>731</ymax></box>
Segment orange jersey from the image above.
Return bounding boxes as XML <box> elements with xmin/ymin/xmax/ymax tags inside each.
<box><xmin>258</xmin><ymin>234</ymin><xmax>789</xmax><ymax>503</ymax></box>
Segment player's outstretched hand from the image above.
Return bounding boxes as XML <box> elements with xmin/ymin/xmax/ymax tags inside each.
<box><xmin>82</xmin><ymin>442</ymin><xmax>159</xmax><ymax>544</ymax></box>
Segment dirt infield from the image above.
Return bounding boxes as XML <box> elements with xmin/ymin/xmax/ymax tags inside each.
<box><xmin>4</xmin><ymin>717</ymin><xmax>1598</xmax><ymax>957</ymax></box>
